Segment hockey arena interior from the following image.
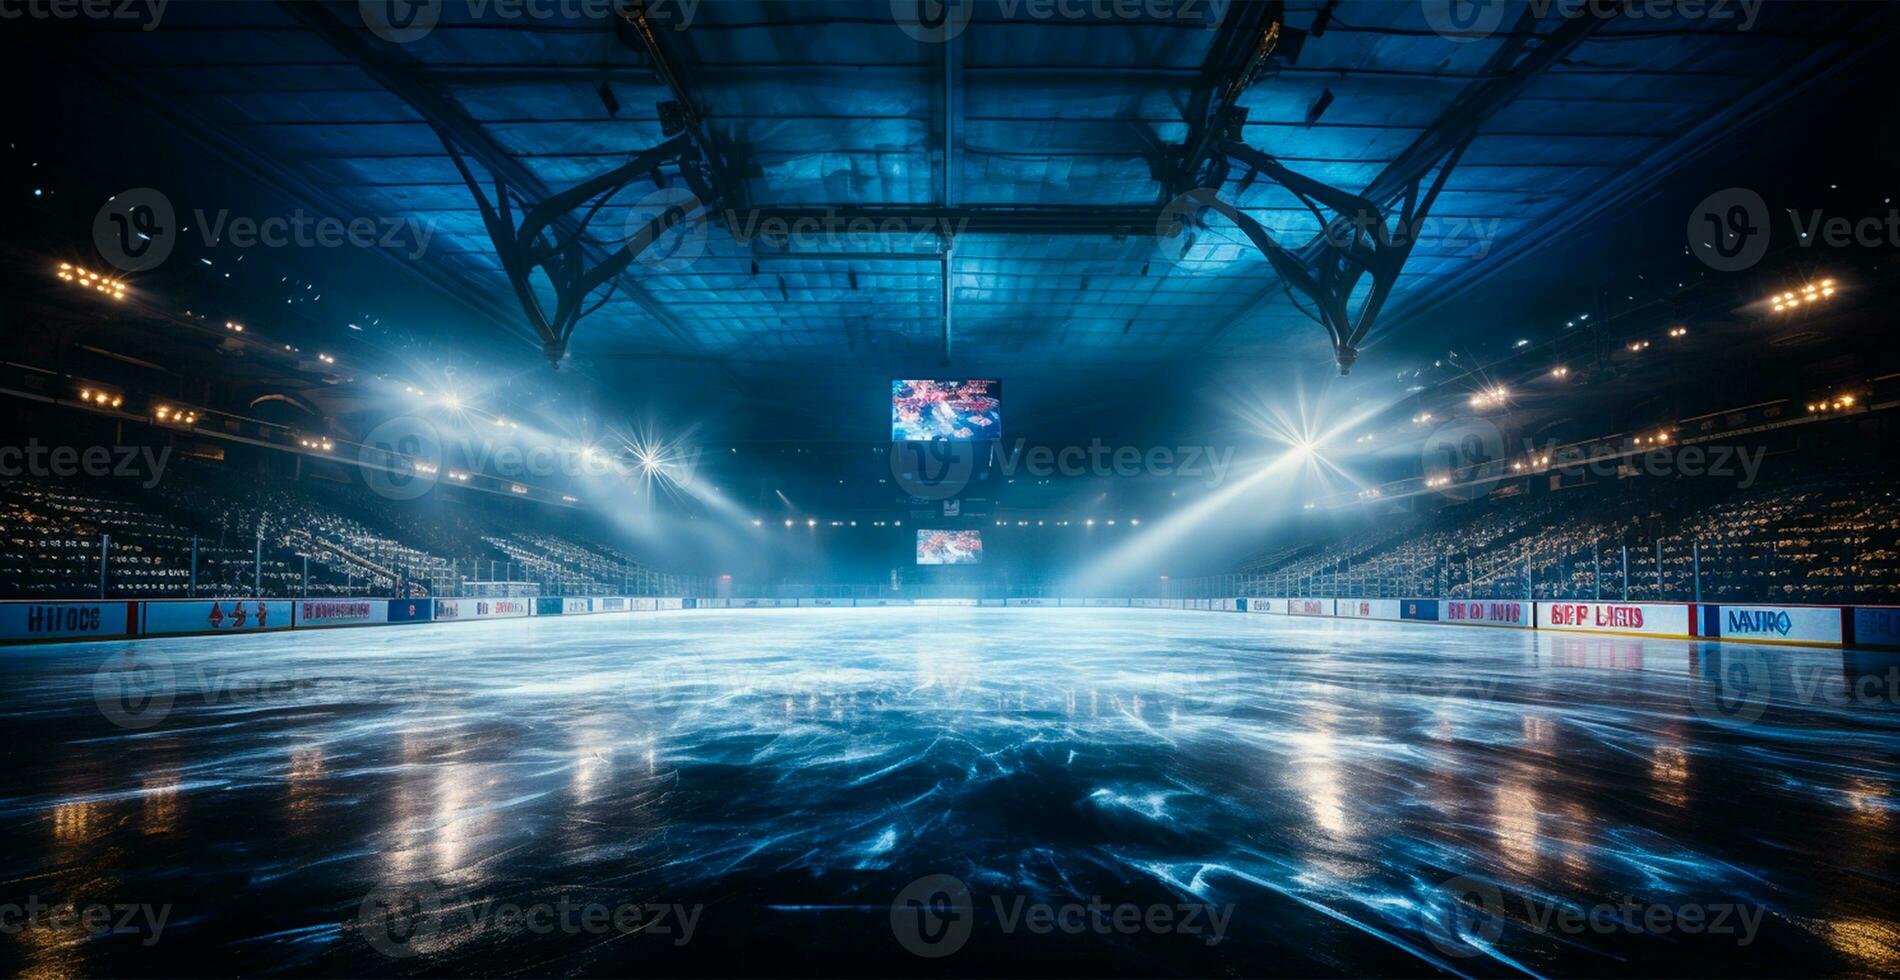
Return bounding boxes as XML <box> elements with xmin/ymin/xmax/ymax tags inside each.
<box><xmin>3</xmin><ymin>2</ymin><xmax>1900</xmax><ymax>977</ymax></box>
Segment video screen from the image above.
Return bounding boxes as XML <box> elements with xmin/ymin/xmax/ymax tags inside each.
<box><xmin>892</xmin><ymin>379</ymin><xmax>1001</xmax><ymax>441</ymax></box>
<box><xmin>916</xmin><ymin>529</ymin><xmax>984</xmax><ymax>565</ymax></box>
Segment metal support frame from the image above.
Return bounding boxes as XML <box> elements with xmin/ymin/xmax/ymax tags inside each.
<box><xmin>940</xmin><ymin>241</ymin><xmax>956</xmax><ymax>366</ymax></box>
<box><xmin>1189</xmin><ymin>7</ymin><xmax>1612</xmax><ymax>370</ymax></box>
<box><xmin>614</xmin><ymin>0</ymin><xmax>748</xmax><ymax>215</ymax></box>
<box><xmin>438</xmin><ymin>130</ymin><xmax>701</xmax><ymax>366</ymax></box>
<box><xmin>284</xmin><ymin>1</ymin><xmax>727</xmax><ymax>370</ymax></box>
<box><xmin>1198</xmin><ymin>137</ymin><xmax>1470</xmax><ymax>374</ymax></box>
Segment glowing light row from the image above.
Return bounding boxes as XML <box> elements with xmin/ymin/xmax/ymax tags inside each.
<box><xmin>1771</xmin><ymin>279</ymin><xmax>1835</xmax><ymax>312</ymax></box>
<box><xmin>1808</xmin><ymin>394</ymin><xmax>1856</xmax><ymax>413</ymax></box>
<box><xmin>78</xmin><ymin>387</ymin><xmax>123</xmax><ymax>409</ymax></box>
<box><xmin>56</xmin><ymin>263</ymin><xmax>126</xmax><ymax>299</ymax></box>
<box><xmin>766</xmin><ymin>518</ymin><xmax>908</xmax><ymax>528</ymax></box>
<box><xmin>154</xmin><ymin>405</ymin><xmax>198</xmax><ymax>426</ymax></box>
<box><xmin>1468</xmin><ymin>386</ymin><xmax>1509</xmax><ymax>409</ymax></box>
<box><xmin>297</xmin><ymin>437</ymin><xmax>335</xmax><ymax>452</ymax></box>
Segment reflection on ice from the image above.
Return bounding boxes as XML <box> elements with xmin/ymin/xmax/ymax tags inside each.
<box><xmin>0</xmin><ymin>608</ymin><xmax>1896</xmax><ymax>976</ymax></box>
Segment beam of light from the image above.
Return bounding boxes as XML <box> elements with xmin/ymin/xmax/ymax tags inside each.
<box><xmin>1069</xmin><ymin>381</ymin><xmax>1402</xmax><ymax>594</ymax></box>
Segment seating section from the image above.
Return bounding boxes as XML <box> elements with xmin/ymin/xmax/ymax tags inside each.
<box><xmin>0</xmin><ymin>461</ymin><xmax>698</xmax><ymax>599</ymax></box>
<box><xmin>1230</xmin><ymin>470</ymin><xmax>1900</xmax><ymax>605</ymax></box>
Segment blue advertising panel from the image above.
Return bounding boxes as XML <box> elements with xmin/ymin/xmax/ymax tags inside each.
<box><xmin>0</xmin><ymin>601</ymin><xmax>139</xmax><ymax>641</ymax></box>
<box><xmin>1401</xmin><ymin>599</ymin><xmax>1440</xmax><ymax>622</ymax></box>
<box><xmin>1850</xmin><ymin>607</ymin><xmax>1900</xmax><ymax>648</ymax></box>
<box><xmin>386</xmin><ymin>598</ymin><xmax>433</xmax><ymax>623</ymax></box>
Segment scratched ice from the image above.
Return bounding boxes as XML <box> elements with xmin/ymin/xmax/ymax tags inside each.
<box><xmin>1</xmin><ymin>608</ymin><xmax>1896</xmax><ymax>976</ymax></box>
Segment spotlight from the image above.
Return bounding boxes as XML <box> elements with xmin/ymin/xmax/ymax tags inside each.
<box><xmin>1551</xmin><ymin>366</ymin><xmax>1570</xmax><ymax>378</ymax></box>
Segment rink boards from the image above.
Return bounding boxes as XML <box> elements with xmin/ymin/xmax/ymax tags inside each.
<box><xmin>1</xmin><ymin>595</ymin><xmax>1894</xmax><ymax>650</ymax></box>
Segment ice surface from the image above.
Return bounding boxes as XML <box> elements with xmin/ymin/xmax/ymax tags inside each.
<box><xmin>1</xmin><ymin>608</ymin><xmax>1896</xmax><ymax>976</ymax></box>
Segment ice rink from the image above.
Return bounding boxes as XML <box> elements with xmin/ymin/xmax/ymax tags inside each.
<box><xmin>3</xmin><ymin>607</ymin><xmax>1897</xmax><ymax>976</ymax></box>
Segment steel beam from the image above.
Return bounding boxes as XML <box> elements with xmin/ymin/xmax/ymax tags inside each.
<box><xmin>282</xmin><ymin>0</ymin><xmax>722</xmax><ymax>371</ymax></box>
<box><xmin>736</xmin><ymin>206</ymin><xmax>1162</xmax><ymax>238</ymax></box>
<box><xmin>1293</xmin><ymin>7</ymin><xmax>1608</xmax><ymax>266</ymax></box>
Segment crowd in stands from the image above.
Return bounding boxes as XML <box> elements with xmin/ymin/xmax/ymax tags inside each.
<box><xmin>0</xmin><ymin>460</ymin><xmax>703</xmax><ymax>600</ymax></box>
<box><xmin>1223</xmin><ymin>464</ymin><xmax>1900</xmax><ymax>605</ymax></box>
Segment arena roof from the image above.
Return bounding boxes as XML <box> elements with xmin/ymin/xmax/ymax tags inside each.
<box><xmin>27</xmin><ymin>1</ymin><xmax>1895</xmax><ymax>436</ymax></box>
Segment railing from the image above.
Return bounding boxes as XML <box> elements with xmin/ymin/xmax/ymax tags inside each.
<box><xmin>1180</xmin><ymin>532</ymin><xmax>1893</xmax><ymax>606</ymax></box>
<box><xmin>4</xmin><ymin>530</ymin><xmax>713</xmax><ymax>601</ymax></box>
